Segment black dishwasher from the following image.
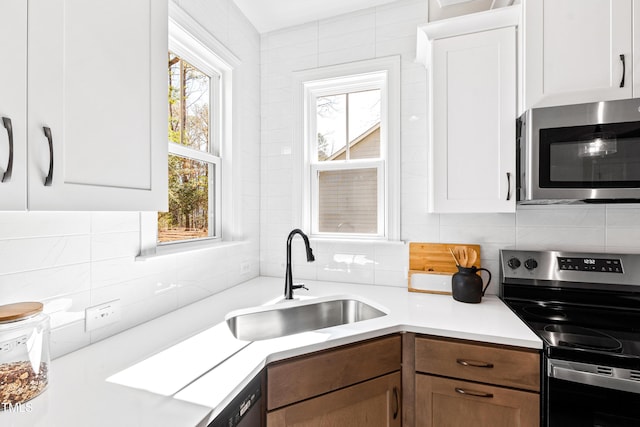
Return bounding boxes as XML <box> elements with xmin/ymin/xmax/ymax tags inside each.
<box><xmin>208</xmin><ymin>369</ymin><xmax>264</xmax><ymax>427</ymax></box>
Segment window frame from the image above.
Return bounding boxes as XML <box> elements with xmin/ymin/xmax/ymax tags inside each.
<box><xmin>140</xmin><ymin>3</ymin><xmax>240</xmax><ymax>256</ymax></box>
<box><xmin>163</xmin><ymin>51</ymin><xmax>221</xmax><ymax>243</ymax></box>
<box><xmin>294</xmin><ymin>56</ymin><xmax>401</xmax><ymax>241</ymax></box>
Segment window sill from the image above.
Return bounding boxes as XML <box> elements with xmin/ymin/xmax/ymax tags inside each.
<box><xmin>136</xmin><ymin>239</ymin><xmax>247</xmax><ymax>261</ymax></box>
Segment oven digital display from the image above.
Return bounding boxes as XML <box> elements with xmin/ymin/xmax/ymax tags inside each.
<box><xmin>557</xmin><ymin>257</ymin><xmax>623</xmax><ymax>273</ymax></box>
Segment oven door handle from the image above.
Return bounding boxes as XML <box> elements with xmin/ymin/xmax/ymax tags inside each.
<box><xmin>550</xmin><ymin>363</ymin><xmax>640</xmax><ymax>394</ymax></box>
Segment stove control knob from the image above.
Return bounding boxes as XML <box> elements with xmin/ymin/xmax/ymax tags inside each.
<box><xmin>524</xmin><ymin>258</ymin><xmax>538</xmax><ymax>270</ymax></box>
<box><xmin>507</xmin><ymin>257</ymin><xmax>521</xmax><ymax>269</ymax></box>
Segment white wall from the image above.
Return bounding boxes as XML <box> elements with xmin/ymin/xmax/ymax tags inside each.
<box><xmin>260</xmin><ymin>0</ymin><xmax>640</xmax><ymax>291</ymax></box>
<box><xmin>0</xmin><ymin>0</ymin><xmax>261</xmax><ymax>359</ymax></box>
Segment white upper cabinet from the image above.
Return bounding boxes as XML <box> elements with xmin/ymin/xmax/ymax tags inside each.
<box><xmin>0</xmin><ymin>0</ymin><xmax>27</xmax><ymax>210</ymax></box>
<box><xmin>1</xmin><ymin>0</ymin><xmax>168</xmax><ymax>211</ymax></box>
<box><xmin>421</xmin><ymin>7</ymin><xmax>518</xmax><ymax>213</ymax></box>
<box><xmin>27</xmin><ymin>0</ymin><xmax>168</xmax><ymax>211</ymax></box>
<box><xmin>522</xmin><ymin>0</ymin><xmax>634</xmax><ymax>110</ymax></box>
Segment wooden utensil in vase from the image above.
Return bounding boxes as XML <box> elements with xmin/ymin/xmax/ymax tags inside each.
<box><xmin>467</xmin><ymin>248</ymin><xmax>478</xmax><ymax>267</ymax></box>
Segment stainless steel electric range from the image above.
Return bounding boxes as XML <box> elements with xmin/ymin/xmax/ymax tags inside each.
<box><xmin>499</xmin><ymin>250</ymin><xmax>640</xmax><ymax>427</ymax></box>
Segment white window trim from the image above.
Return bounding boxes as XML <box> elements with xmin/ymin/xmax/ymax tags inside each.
<box><xmin>293</xmin><ymin>56</ymin><xmax>401</xmax><ymax>241</ymax></box>
<box><xmin>139</xmin><ymin>3</ymin><xmax>240</xmax><ymax>257</ymax></box>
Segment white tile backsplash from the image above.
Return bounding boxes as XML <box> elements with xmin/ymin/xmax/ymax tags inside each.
<box><xmin>0</xmin><ymin>235</ymin><xmax>91</xmax><ymax>275</ymax></box>
<box><xmin>0</xmin><ymin>212</ymin><xmax>91</xmax><ymax>238</ymax></box>
<box><xmin>516</xmin><ymin>226</ymin><xmax>605</xmax><ymax>252</ymax></box>
<box><xmin>376</xmin><ymin>36</ymin><xmax>417</xmax><ymax>59</ymax></box>
<box><xmin>90</xmin><ymin>211</ymin><xmax>140</xmax><ymax>234</ymax></box>
<box><xmin>516</xmin><ymin>205</ymin><xmax>605</xmax><ymax>227</ymax></box>
<box><xmin>259</xmin><ymin>0</ymin><xmax>640</xmax><ymax>290</ymax></box>
<box><xmin>91</xmin><ymin>231</ymin><xmax>140</xmax><ymax>261</ymax></box>
<box><xmin>0</xmin><ymin>264</ymin><xmax>90</xmax><ymax>302</ymax></box>
<box><xmin>606</xmin><ymin>228</ymin><xmax>640</xmax><ymax>249</ymax></box>
<box><xmin>375</xmin><ymin>0</ymin><xmax>427</xmax><ymax>25</ymax></box>
<box><xmin>440</xmin><ymin>213</ymin><xmax>516</xmax><ymax>228</ymax></box>
<box><xmin>374</xmin><ymin>268</ymin><xmax>406</xmax><ymax>287</ymax></box>
<box><xmin>440</xmin><ymin>225</ymin><xmax>516</xmax><ymax>246</ymax></box>
<box><xmin>262</xmin><ymin>22</ymin><xmax>319</xmax><ymax>51</ymax></box>
<box><xmin>606</xmin><ymin>205</ymin><xmax>640</xmax><ymax>226</ymax></box>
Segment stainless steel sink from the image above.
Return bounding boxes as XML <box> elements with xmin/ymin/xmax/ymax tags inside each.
<box><xmin>226</xmin><ymin>297</ymin><xmax>387</xmax><ymax>341</ymax></box>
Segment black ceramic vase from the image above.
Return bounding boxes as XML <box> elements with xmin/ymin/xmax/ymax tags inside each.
<box><xmin>451</xmin><ymin>266</ymin><xmax>492</xmax><ymax>304</ymax></box>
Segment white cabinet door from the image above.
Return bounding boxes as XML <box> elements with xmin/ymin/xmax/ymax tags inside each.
<box><xmin>0</xmin><ymin>0</ymin><xmax>27</xmax><ymax>210</ymax></box>
<box><xmin>430</xmin><ymin>26</ymin><xmax>516</xmax><ymax>213</ymax></box>
<box><xmin>523</xmin><ymin>0</ymin><xmax>632</xmax><ymax>109</ymax></box>
<box><xmin>27</xmin><ymin>0</ymin><xmax>168</xmax><ymax>211</ymax></box>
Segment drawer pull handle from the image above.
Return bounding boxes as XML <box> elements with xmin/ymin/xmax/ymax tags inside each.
<box><xmin>456</xmin><ymin>359</ymin><xmax>494</xmax><ymax>368</ymax></box>
<box><xmin>392</xmin><ymin>386</ymin><xmax>399</xmax><ymax>420</ymax></box>
<box><xmin>1</xmin><ymin>117</ymin><xmax>13</xmax><ymax>183</ymax></box>
<box><xmin>455</xmin><ymin>387</ymin><xmax>494</xmax><ymax>398</ymax></box>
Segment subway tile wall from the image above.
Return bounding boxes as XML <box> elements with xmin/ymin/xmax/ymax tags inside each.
<box><xmin>0</xmin><ymin>0</ymin><xmax>261</xmax><ymax>359</ymax></box>
<box><xmin>4</xmin><ymin>0</ymin><xmax>640</xmax><ymax>360</ymax></box>
<box><xmin>259</xmin><ymin>0</ymin><xmax>640</xmax><ymax>291</ymax></box>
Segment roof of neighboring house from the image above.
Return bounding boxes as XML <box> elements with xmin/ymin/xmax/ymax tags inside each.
<box><xmin>327</xmin><ymin>122</ymin><xmax>380</xmax><ymax>161</ymax></box>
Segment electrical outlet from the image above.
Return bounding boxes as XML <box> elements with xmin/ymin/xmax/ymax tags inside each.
<box><xmin>85</xmin><ymin>300</ymin><xmax>121</xmax><ymax>332</ymax></box>
<box><xmin>240</xmin><ymin>260</ymin><xmax>251</xmax><ymax>275</ymax></box>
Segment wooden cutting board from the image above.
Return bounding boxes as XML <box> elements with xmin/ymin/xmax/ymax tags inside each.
<box><xmin>408</xmin><ymin>242</ymin><xmax>481</xmax><ymax>294</ymax></box>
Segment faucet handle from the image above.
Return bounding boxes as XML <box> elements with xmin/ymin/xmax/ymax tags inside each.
<box><xmin>292</xmin><ymin>283</ymin><xmax>309</xmax><ymax>291</ymax></box>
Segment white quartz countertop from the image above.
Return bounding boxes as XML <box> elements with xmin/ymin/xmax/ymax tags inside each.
<box><xmin>1</xmin><ymin>277</ymin><xmax>541</xmax><ymax>427</ymax></box>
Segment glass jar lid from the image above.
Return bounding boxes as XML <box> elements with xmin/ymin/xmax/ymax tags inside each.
<box><xmin>0</xmin><ymin>302</ymin><xmax>44</xmax><ymax>323</ymax></box>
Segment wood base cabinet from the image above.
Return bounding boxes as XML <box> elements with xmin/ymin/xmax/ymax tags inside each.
<box><xmin>414</xmin><ymin>335</ymin><xmax>540</xmax><ymax>427</ymax></box>
<box><xmin>416</xmin><ymin>374</ymin><xmax>539</xmax><ymax>427</ymax></box>
<box><xmin>266</xmin><ymin>335</ymin><xmax>402</xmax><ymax>427</ymax></box>
<box><xmin>267</xmin><ymin>372</ymin><xmax>401</xmax><ymax>427</ymax></box>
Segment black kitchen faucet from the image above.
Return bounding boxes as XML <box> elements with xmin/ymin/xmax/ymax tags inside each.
<box><xmin>284</xmin><ymin>229</ymin><xmax>315</xmax><ymax>299</ymax></box>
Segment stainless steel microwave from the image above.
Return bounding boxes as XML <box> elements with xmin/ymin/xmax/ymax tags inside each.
<box><xmin>517</xmin><ymin>98</ymin><xmax>640</xmax><ymax>203</ymax></box>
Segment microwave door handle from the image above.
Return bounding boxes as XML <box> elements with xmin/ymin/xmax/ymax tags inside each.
<box><xmin>620</xmin><ymin>54</ymin><xmax>626</xmax><ymax>88</ymax></box>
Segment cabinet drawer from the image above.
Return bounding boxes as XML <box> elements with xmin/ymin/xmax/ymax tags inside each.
<box><xmin>267</xmin><ymin>334</ymin><xmax>401</xmax><ymax>410</ymax></box>
<box><xmin>416</xmin><ymin>374</ymin><xmax>539</xmax><ymax>427</ymax></box>
<box><xmin>415</xmin><ymin>336</ymin><xmax>539</xmax><ymax>391</ymax></box>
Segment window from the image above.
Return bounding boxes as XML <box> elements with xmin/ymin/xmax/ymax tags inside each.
<box><xmin>153</xmin><ymin>6</ymin><xmax>239</xmax><ymax>247</ymax></box>
<box><xmin>296</xmin><ymin>57</ymin><xmax>401</xmax><ymax>240</ymax></box>
<box><xmin>314</xmin><ymin>88</ymin><xmax>382</xmax><ymax>235</ymax></box>
<box><xmin>159</xmin><ymin>52</ymin><xmax>221</xmax><ymax>243</ymax></box>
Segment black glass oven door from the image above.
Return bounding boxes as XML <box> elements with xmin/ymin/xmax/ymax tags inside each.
<box><xmin>539</xmin><ymin>121</ymin><xmax>640</xmax><ymax>189</ymax></box>
<box><xmin>547</xmin><ymin>376</ymin><xmax>640</xmax><ymax>426</ymax></box>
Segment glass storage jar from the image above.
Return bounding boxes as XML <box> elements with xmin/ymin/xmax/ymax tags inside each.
<box><xmin>0</xmin><ymin>302</ymin><xmax>50</xmax><ymax>410</ymax></box>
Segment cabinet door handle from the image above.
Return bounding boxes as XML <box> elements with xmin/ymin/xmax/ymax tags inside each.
<box><xmin>392</xmin><ymin>386</ymin><xmax>399</xmax><ymax>420</ymax></box>
<box><xmin>1</xmin><ymin>117</ymin><xmax>13</xmax><ymax>183</ymax></box>
<box><xmin>43</xmin><ymin>127</ymin><xmax>53</xmax><ymax>186</ymax></box>
<box><xmin>506</xmin><ymin>172</ymin><xmax>511</xmax><ymax>201</ymax></box>
<box><xmin>456</xmin><ymin>358</ymin><xmax>494</xmax><ymax>368</ymax></box>
<box><xmin>620</xmin><ymin>54</ymin><xmax>626</xmax><ymax>88</ymax></box>
<box><xmin>455</xmin><ymin>387</ymin><xmax>494</xmax><ymax>398</ymax></box>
